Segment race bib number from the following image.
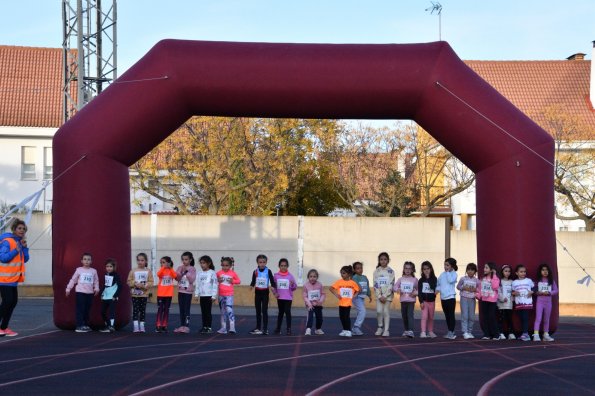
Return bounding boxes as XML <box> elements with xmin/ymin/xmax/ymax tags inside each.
<box><xmin>221</xmin><ymin>276</ymin><xmax>232</xmax><ymax>286</ymax></box>
<box><xmin>502</xmin><ymin>284</ymin><xmax>512</xmax><ymax>296</ymax></box>
<box><xmin>538</xmin><ymin>282</ymin><xmax>551</xmax><ymax>293</ymax></box>
<box><xmin>135</xmin><ymin>271</ymin><xmax>148</xmax><ymax>283</ymax></box>
<box><xmin>255</xmin><ymin>277</ymin><xmax>268</xmax><ymax>288</ymax></box>
<box><xmin>199</xmin><ymin>274</ymin><xmax>208</xmax><ymax>283</ymax></box>
<box><xmin>421</xmin><ymin>282</ymin><xmax>433</xmax><ymax>294</ymax></box>
<box><xmin>161</xmin><ymin>276</ymin><xmax>173</xmax><ymax>286</ymax></box>
<box><xmin>358</xmin><ymin>281</ymin><xmax>368</xmax><ymax>293</ymax></box>
<box><xmin>340</xmin><ymin>287</ymin><xmax>353</xmax><ymax>299</ymax></box>
<box><xmin>464</xmin><ymin>280</ymin><xmax>476</xmax><ymax>291</ymax></box>
<box><xmin>481</xmin><ymin>280</ymin><xmax>492</xmax><ymax>295</ymax></box>
<box><xmin>80</xmin><ymin>273</ymin><xmax>93</xmax><ymax>284</ymax></box>
<box><xmin>277</xmin><ymin>279</ymin><xmax>290</xmax><ymax>290</ymax></box>
<box><xmin>377</xmin><ymin>276</ymin><xmax>388</xmax><ymax>287</ymax></box>
<box><xmin>104</xmin><ymin>275</ymin><xmax>114</xmax><ymax>287</ymax></box>
<box><xmin>179</xmin><ymin>277</ymin><xmax>189</xmax><ymax>288</ymax></box>
<box><xmin>308</xmin><ymin>290</ymin><xmax>320</xmax><ymax>301</ymax></box>
<box><xmin>401</xmin><ymin>282</ymin><xmax>413</xmax><ymax>293</ymax></box>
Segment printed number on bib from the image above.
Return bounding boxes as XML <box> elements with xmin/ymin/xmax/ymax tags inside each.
<box><xmin>481</xmin><ymin>281</ymin><xmax>492</xmax><ymax>295</ymax></box>
<box><xmin>308</xmin><ymin>290</ymin><xmax>320</xmax><ymax>301</ymax></box>
<box><xmin>421</xmin><ymin>282</ymin><xmax>433</xmax><ymax>294</ymax></box>
<box><xmin>340</xmin><ymin>288</ymin><xmax>353</xmax><ymax>299</ymax></box>
<box><xmin>104</xmin><ymin>275</ymin><xmax>114</xmax><ymax>287</ymax></box>
<box><xmin>135</xmin><ymin>271</ymin><xmax>148</xmax><ymax>283</ymax></box>
<box><xmin>255</xmin><ymin>277</ymin><xmax>268</xmax><ymax>288</ymax></box>
<box><xmin>80</xmin><ymin>273</ymin><xmax>93</xmax><ymax>284</ymax></box>
<box><xmin>358</xmin><ymin>281</ymin><xmax>368</xmax><ymax>293</ymax></box>
<box><xmin>277</xmin><ymin>279</ymin><xmax>290</xmax><ymax>289</ymax></box>
<box><xmin>464</xmin><ymin>280</ymin><xmax>476</xmax><ymax>291</ymax></box>
<box><xmin>161</xmin><ymin>276</ymin><xmax>173</xmax><ymax>286</ymax></box>
<box><xmin>221</xmin><ymin>276</ymin><xmax>232</xmax><ymax>286</ymax></box>
<box><xmin>378</xmin><ymin>276</ymin><xmax>388</xmax><ymax>287</ymax></box>
<box><xmin>179</xmin><ymin>277</ymin><xmax>189</xmax><ymax>288</ymax></box>
<box><xmin>538</xmin><ymin>282</ymin><xmax>551</xmax><ymax>293</ymax></box>
<box><xmin>401</xmin><ymin>282</ymin><xmax>413</xmax><ymax>293</ymax></box>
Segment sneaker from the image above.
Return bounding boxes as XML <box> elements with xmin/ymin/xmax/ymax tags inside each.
<box><xmin>375</xmin><ymin>327</ymin><xmax>384</xmax><ymax>336</ymax></box>
<box><xmin>249</xmin><ymin>328</ymin><xmax>263</xmax><ymax>335</ymax></box>
<box><xmin>466</xmin><ymin>333</ymin><xmax>475</xmax><ymax>339</ymax></box>
<box><xmin>533</xmin><ymin>333</ymin><xmax>541</xmax><ymax>342</ymax></box>
<box><xmin>520</xmin><ymin>333</ymin><xmax>530</xmax><ymax>341</ymax></box>
<box><xmin>481</xmin><ymin>335</ymin><xmax>491</xmax><ymax>340</ymax></box>
<box><xmin>419</xmin><ymin>332</ymin><xmax>427</xmax><ymax>338</ymax></box>
<box><xmin>463</xmin><ymin>332</ymin><xmax>472</xmax><ymax>340</ymax></box>
<box><xmin>339</xmin><ymin>330</ymin><xmax>347</xmax><ymax>336</ymax></box>
<box><xmin>352</xmin><ymin>328</ymin><xmax>364</xmax><ymax>336</ymax></box>
<box><xmin>498</xmin><ymin>333</ymin><xmax>506</xmax><ymax>340</ymax></box>
<box><xmin>160</xmin><ymin>326</ymin><xmax>168</xmax><ymax>333</ymax></box>
<box><xmin>543</xmin><ymin>333</ymin><xmax>555</xmax><ymax>342</ymax></box>
<box><xmin>305</xmin><ymin>328</ymin><xmax>312</xmax><ymax>336</ymax></box>
<box><xmin>181</xmin><ymin>326</ymin><xmax>190</xmax><ymax>334</ymax></box>
<box><xmin>428</xmin><ymin>331</ymin><xmax>437</xmax><ymax>338</ymax></box>
<box><xmin>108</xmin><ymin>326</ymin><xmax>115</xmax><ymax>333</ymax></box>
<box><xmin>508</xmin><ymin>333</ymin><xmax>516</xmax><ymax>340</ymax></box>
<box><xmin>406</xmin><ymin>331</ymin><xmax>414</xmax><ymax>338</ymax></box>
<box><xmin>286</xmin><ymin>329</ymin><xmax>292</xmax><ymax>336</ymax></box>
<box><xmin>228</xmin><ymin>330</ymin><xmax>236</xmax><ymax>335</ymax></box>
<box><xmin>262</xmin><ymin>330</ymin><xmax>268</xmax><ymax>335</ymax></box>
<box><xmin>344</xmin><ymin>330</ymin><xmax>352</xmax><ymax>337</ymax></box>
<box><xmin>173</xmin><ymin>327</ymin><xmax>183</xmax><ymax>333</ymax></box>
<box><xmin>402</xmin><ymin>331</ymin><xmax>409</xmax><ymax>337</ymax></box>
<box><xmin>83</xmin><ymin>326</ymin><xmax>92</xmax><ymax>332</ymax></box>
<box><xmin>199</xmin><ymin>327</ymin><xmax>207</xmax><ymax>334</ymax></box>
<box><xmin>217</xmin><ymin>328</ymin><xmax>228</xmax><ymax>334</ymax></box>
<box><xmin>154</xmin><ymin>327</ymin><xmax>162</xmax><ymax>333</ymax></box>
<box><xmin>447</xmin><ymin>332</ymin><xmax>457</xmax><ymax>340</ymax></box>
<box><xmin>139</xmin><ymin>323</ymin><xmax>146</xmax><ymax>333</ymax></box>
<box><xmin>99</xmin><ymin>327</ymin><xmax>111</xmax><ymax>333</ymax></box>
<box><xmin>205</xmin><ymin>327</ymin><xmax>213</xmax><ymax>334</ymax></box>
<box><xmin>382</xmin><ymin>330</ymin><xmax>390</xmax><ymax>337</ymax></box>
<box><xmin>443</xmin><ymin>332</ymin><xmax>451</xmax><ymax>339</ymax></box>
<box><xmin>314</xmin><ymin>329</ymin><xmax>325</xmax><ymax>335</ymax></box>
<box><xmin>492</xmin><ymin>337</ymin><xmax>500</xmax><ymax>341</ymax></box>
<box><xmin>75</xmin><ymin>327</ymin><xmax>87</xmax><ymax>333</ymax></box>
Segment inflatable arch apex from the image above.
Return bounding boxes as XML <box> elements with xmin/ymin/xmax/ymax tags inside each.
<box><xmin>52</xmin><ymin>40</ymin><xmax>557</xmax><ymax>330</ymax></box>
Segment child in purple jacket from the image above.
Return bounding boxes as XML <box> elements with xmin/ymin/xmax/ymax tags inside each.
<box><xmin>533</xmin><ymin>263</ymin><xmax>558</xmax><ymax>342</ymax></box>
<box><xmin>272</xmin><ymin>258</ymin><xmax>297</xmax><ymax>335</ymax></box>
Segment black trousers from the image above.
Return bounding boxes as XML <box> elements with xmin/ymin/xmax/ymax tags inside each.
<box><xmin>441</xmin><ymin>298</ymin><xmax>456</xmax><ymax>332</ymax></box>
<box><xmin>479</xmin><ymin>300</ymin><xmax>499</xmax><ymax>338</ymax></box>
<box><xmin>178</xmin><ymin>293</ymin><xmax>192</xmax><ymax>327</ymax></box>
<box><xmin>101</xmin><ymin>299</ymin><xmax>116</xmax><ymax>325</ymax></box>
<box><xmin>0</xmin><ymin>286</ymin><xmax>18</xmax><ymax>330</ymax></box>
<box><xmin>401</xmin><ymin>301</ymin><xmax>415</xmax><ymax>331</ymax></box>
<box><xmin>276</xmin><ymin>299</ymin><xmax>293</xmax><ymax>330</ymax></box>
<box><xmin>306</xmin><ymin>306</ymin><xmax>323</xmax><ymax>329</ymax></box>
<box><xmin>200</xmin><ymin>296</ymin><xmax>213</xmax><ymax>328</ymax></box>
<box><xmin>339</xmin><ymin>306</ymin><xmax>351</xmax><ymax>330</ymax></box>
<box><xmin>76</xmin><ymin>292</ymin><xmax>94</xmax><ymax>327</ymax></box>
<box><xmin>497</xmin><ymin>308</ymin><xmax>513</xmax><ymax>336</ymax></box>
<box><xmin>254</xmin><ymin>289</ymin><xmax>270</xmax><ymax>330</ymax></box>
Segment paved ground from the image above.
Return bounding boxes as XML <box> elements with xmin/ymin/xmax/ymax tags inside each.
<box><xmin>1</xmin><ymin>298</ymin><xmax>594</xmax><ymax>395</ymax></box>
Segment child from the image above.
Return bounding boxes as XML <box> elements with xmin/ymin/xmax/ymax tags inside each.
<box><xmin>302</xmin><ymin>269</ymin><xmax>325</xmax><ymax>335</ymax></box>
<box><xmin>351</xmin><ymin>261</ymin><xmax>371</xmax><ymax>336</ymax></box>
<box><xmin>194</xmin><ymin>255</ymin><xmax>218</xmax><ymax>334</ymax></box>
<box><xmin>100</xmin><ymin>258</ymin><xmax>121</xmax><ymax>333</ymax></box>
<box><xmin>497</xmin><ymin>264</ymin><xmax>514</xmax><ymax>340</ymax></box>
<box><xmin>273</xmin><ymin>258</ymin><xmax>297</xmax><ymax>335</ymax></box>
<box><xmin>174</xmin><ymin>251</ymin><xmax>197</xmax><ymax>334</ymax></box>
<box><xmin>155</xmin><ymin>256</ymin><xmax>176</xmax><ymax>333</ymax></box>
<box><xmin>330</xmin><ymin>265</ymin><xmax>360</xmax><ymax>337</ymax></box>
<box><xmin>533</xmin><ymin>263</ymin><xmax>558</xmax><ymax>342</ymax></box>
<box><xmin>65</xmin><ymin>252</ymin><xmax>100</xmax><ymax>332</ymax></box>
<box><xmin>436</xmin><ymin>257</ymin><xmax>458</xmax><ymax>339</ymax></box>
<box><xmin>394</xmin><ymin>261</ymin><xmax>418</xmax><ymax>338</ymax></box>
<box><xmin>217</xmin><ymin>257</ymin><xmax>241</xmax><ymax>334</ymax></box>
<box><xmin>457</xmin><ymin>262</ymin><xmax>479</xmax><ymax>339</ymax></box>
<box><xmin>127</xmin><ymin>252</ymin><xmax>154</xmax><ymax>333</ymax></box>
<box><xmin>373</xmin><ymin>252</ymin><xmax>395</xmax><ymax>337</ymax></box>
<box><xmin>249</xmin><ymin>254</ymin><xmax>276</xmax><ymax>335</ymax></box>
<box><xmin>511</xmin><ymin>264</ymin><xmax>534</xmax><ymax>341</ymax></box>
<box><xmin>477</xmin><ymin>262</ymin><xmax>500</xmax><ymax>340</ymax></box>
<box><xmin>418</xmin><ymin>260</ymin><xmax>437</xmax><ymax>338</ymax></box>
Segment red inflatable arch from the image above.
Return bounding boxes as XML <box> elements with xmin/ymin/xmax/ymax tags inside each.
<box><xmin>53</xmin><ymin>40</ymin><xmax>557</xmax><ymax>331</ymax></box>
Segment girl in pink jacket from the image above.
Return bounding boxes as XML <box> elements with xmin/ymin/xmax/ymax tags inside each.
<box><xmin>272</xmin><ymin>258</ymin><xmax>297</xmax><ymax>335</ymax></box>
<box><xmin>477</xmin><ymin>262</ymin><xmax>500</xmax><ymax>340</ymax></box>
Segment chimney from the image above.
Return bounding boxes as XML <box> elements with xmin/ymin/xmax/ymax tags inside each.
<box><xmin>591</xmin><ymin>41</ymin><xmax>595</xmax><ymax>110</ymax></box>
<box><xmin>566</xmin><ymin>53</ymin><xmax>586</xmax><ymax>60</ymax></box>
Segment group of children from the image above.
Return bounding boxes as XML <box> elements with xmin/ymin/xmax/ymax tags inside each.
<box><xmin>65</xmin><ymin>251</ymin><xmax>558</xmax><ymax>342</ymax></box>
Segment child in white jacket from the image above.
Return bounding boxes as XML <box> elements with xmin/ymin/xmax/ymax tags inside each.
<box><xmin>195</xmin><ymin>255</ymin><xmax>218</xmax><ymax>334</ymax></box>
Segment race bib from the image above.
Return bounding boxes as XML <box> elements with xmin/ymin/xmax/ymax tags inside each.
<box><xmin>80</xmin><ymin>273</ymin><xmax>93</xmax><ymax>284</ymax></box>
<box><xmin>135</xmin><ymin>271</ymin><xmax>148</xmax><ymax>283</ymax></box>
<box><xmin>538</xmin><ymin>282</ymin><xmax>551</xmax><ymax>293</ymax></box>
<box><xmin>502</xmin><ymin>284</ymin><xmax>512</xmax><ymax>296</ymax></box>
<box><xmin>308</xmin><ymin>290</ymin><xmax>320</xmax><ymax>301</ymax></box>
<box><xmin>221</xmin><ymin>275</ymin><xmax>232</xmax><ymax>286</ymax></box>
<box><xmin>255</xmin><ymin>277</ymin><xmax>268</xmax><ymax>288</ymax></box>
<box><xmin>340</xmin><ymin>287</ymin><xmax>353</xmax><ymax>299</ymax></box>
<box><xmin>481</xmin><ymin>280</ymin><xmax>492</xmax><ymax>295</ymax></box>
<box><xmin>401</xmin><ymin>282</ymin><xmax>413</xmax><ymax>293</ymax></box>
<box><xmin>421</xmin><ymin>282</ymin><xmax>433</xmax><ymax>294</ymax></box>
<box><xmin>277</xmin><ymin>279</ymin><xmax>290</xmax><ymax>290</ymax></box>
<box><xmin>377</xmin><ymin>276</ymin><xmax>388</xmax><ymax>287</ymax></box>
<box><xmin>199</xmin><ymin>274</ymin><xmax>208</xmax><ymax>283</ymax></box>
<box><xmin>358</xmin><ymin>281</ymin><xmax>368</xmax><ymax>293</ymax></box>
<box><xmin>464</xmin><ymin>280</ymin><xmax>476</xmax><ymax>291</ymax></box>
<box><xmin>161</xmin><ymin>276</ymin><xmax>173</xmax><ymax>286</ymax></box>
<box><xmin>104</xmin><ymin>275</ymin><xmax>114</xmax><ymax>287</ymax></box>
<box><xmin>179</xmin><ymin>276</ymin><xmax>189</xmax><ymax>288</ymax></box>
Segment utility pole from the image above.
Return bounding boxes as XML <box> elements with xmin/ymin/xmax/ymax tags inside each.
<box><xmin>62</xmin><ymin>0</ymin><xmax>117</xmax><ymax>123</ymax></box>
<box><xmin>425</xmin><ymin>2</ymin><xmax>443</xmax><ymax>41</ymax></box>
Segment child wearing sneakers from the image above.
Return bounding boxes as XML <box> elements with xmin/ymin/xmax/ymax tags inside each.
<box><xmin>272</xmin><ymin>258</ymin><xmax>297</xmax><ymax>335</ymax></box>
<box><xmin>511</xmin><ymin>264</ymin><xmax>534</xmax><ymax>341</ymax></box>
<box><xmin>532</xmin><ymin>263</ymin><xmax>558</xmax><ymax>342</ymax></box>
<box><xmin>497</xmin><ymin>264</ymin><xmax>514</xmax><ymax>340</ymax></box>
<box><xmin>127</xmin><ymin>253</ymin><xmax>154</xmax><ymax>333</ymax></box>
<box><xmin>418</xmin><ymin>261</ymin><xmax>437</xmax><ymax>338</ymax></box>
<box><xmin>303</xmin><ymin>269</ymin><xmax>325</xmax><ymax>335</ymax></box>
<box><xmin>351</xmin><ymin>261</ymin><xmax>371</xmax><ymax>336</ymax></box>
<box><xmin>217</xmin><ymin>257</ymin><xmax>241</xmax><ymax>334</ymax></box>
<box><xmin>99</xmin><ymin>258</ymin><xmax>121</xmax><ymax>333</ymax></box>
<box><xmin>249</xmin><ymin>254</ymin><xmax>276</xmax><ymax>335</ymax></box>
<box><xmin>394</xmin><ymin>261</ymin><xmax>418</xmax><ymax>338</ymax></box>
<box><xmin>373</xmin><ymin>252</ymin><xmax>395</xmax><ymax>337</ymax></box>
<box><xmin>457</xmin><ymin>263</ymin><xmax>480</xmax><ymax>339</ymax></box>
<box><xmin>195</xmin><ymin>255</ymin><xmax>218</xmax><ymax>334</ymax></box>
<box><xmin>66</xmin><ymin>252</ymin><xmax>100</xmax><ymax>332</ymax></box>
<box><xmin>330</xmin><ymin>266</ymin><xmax>360</xmax><ymax>337</ymax></box>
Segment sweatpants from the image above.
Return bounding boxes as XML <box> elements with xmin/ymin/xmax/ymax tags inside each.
<box><xmin>254</xmin><ymin>289</ymin><xmax>270</xmax><ymax>330</ymax></box>
<box><xmin>101</xmin><ymin>299</ymin><xmax>116</xmax><ymax>326</ymax></box>
<box><xmin>479</xmin><ymin>300</ymin><xmax>499</xmax><ymax>338</ymax></box>
<box><xmin>0</xmin><ymin>286</ymin><xmax>18</xmax><ymax>330</ymax></box>
<box><xmin>376</xmin><ymin>300</ymin><xmax>391</xmax><ymax>331</ymax></box>
<box><xmin>400</xmin><ymin>301</ymin><xmax>415</xmax><ymax>331</ymax></box>
<box><xmin>352</xmin><ymin>297</ymin><xmax>366</xmax><ymax>330</ymax></box>
<box><xmin>156</xmin><ymin>296</ymin><xmax>172</xmax><ymax>328</ymax></box>
<box><xmin>276</xmin><ymin>299</ymin><xmax>293</xmax><ymax>330</ymax></box>
<box><xmin>199</xmin><ymin>296</ymin><xmax>214</xmax><ymax>328</ymax></box>
<box><xmin>306</xmin><ymin>306</ymin><xmax>323</xmax><ymax>330</ymax></box>
<box><xmin>75</xmin><ymin>292</ymin><xmax>94</xmax><ymax>328</ymax></box>
<box><xmin>420</xmin><ymin>301</ymin><xmax>435</xmax><ymax>333</ymax></box>
<box><xmin>460</xmin><ymin>296</ymin><xmax>476</xmax><ymax>334</ymax></box>
<box><xmin>534</xmin><ymin>297</ymin><xmax>553</xmax><ymax>333</ymax></box>
<box><xmin>497</xmin><ymin>308</ymin><xmax>513</xmax><ymax>336</ymax></box>
<box><xmin>178</xmin><ymin>292</ymin><xmax>192</xmax><ymax>327</ymax></box>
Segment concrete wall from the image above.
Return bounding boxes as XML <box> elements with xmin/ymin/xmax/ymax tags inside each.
<box><xmin>19</xmin><ymin>214</ymin><xmax>594</xmax><ymax>313</ymax></box>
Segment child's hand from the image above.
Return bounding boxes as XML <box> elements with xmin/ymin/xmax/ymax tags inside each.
<box><xmin>65</xmin><ymin>290</ymin><xmax>70</xmax><ymax>297</ymax></box>
<box><xmin>94</xmin><ymin>291</ymin><xmax>99</xmax><ymax>296</ymax></box>
<box><xmin>527</xmin><ymin>291</ymin><xmax>533</xmax><ymax>297</ymax></box>
<box><xmin>420</xmin><ymin>302</ymin><xmax>424</xmax><ymax>309</ymax></box>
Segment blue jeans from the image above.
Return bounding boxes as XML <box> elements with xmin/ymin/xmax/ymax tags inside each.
<box><xmin>352</xmin><ymin>297</ymin><xmax>366</xmax><ymax>329</ymax></box>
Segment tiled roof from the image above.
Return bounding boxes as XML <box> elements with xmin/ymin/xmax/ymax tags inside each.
<box><xmin>465</xmin><ymin>60</ymin><xmax>595</xmax><ymax>134</ymax></box>
<box><xmin>0</xmin><ymin>45</ymin><xmax>72</xmax><ymax>128</ymax></box>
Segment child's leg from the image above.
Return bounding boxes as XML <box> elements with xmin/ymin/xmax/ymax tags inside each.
<box><xmin>479</xmin><ymin>300</ymin><xmax>488</xmax><ymax>336</ymax></box>
<box><xmin>132</xmin><ymin>298</ymin><xmax>140</xmax><ymax>321</ymax></box>
<box><xmin>101</xmin><ymin>300</ymin><xmax>109</xmax><ymax>325</ymax></box>
<box><xmin>542</xmin><ymin>299</ymin><xmax>552</xmax><ymax>333</ymax></box>
<box><xmin>163</xmin><ymin>297</ymin><xmax>172</xmax><ymax>328</ymax></box>
<box><xmin>533</xmin><ymin>299</ymin><xmax>544</xmax><ymax>333</ymax></box>
<box><xmin>459</xmin><ymin>297</ymin><xmax>469</xmax><ymax>333</ymax></box>
<box><xmin>226</xmin><ymin>297</ymin><xmax>236</xmax><ymax>332</ymax></box>
<box><xmin>219</xmin><ymin>297</ymin><xmax>227</xmax><ymax>329</ymax></box>
<box><xmin>421</xmin><ymin>303</ymin><xmax>428</xmax><ymax>332</ymax></box>
<box><xmin>519</xmin><ymin>310</ymin><xmax>529</xmax><ymax>334</ymax></box>
<box><xmin>315</xmin><ymin>306</ymin><xmax>323</xmax><ymax>330</ymax></box>
<box><xmin>376</xmin><ymin>300</ymin><xmax>384</xmax><ymax>329</ymax></box>
<box><xmin>0</xmin><ymin>286</ymin><xmax>18</xmax><ymax>330</ymax></box>
<box><xmin>468</xmin><ymin>298</ymin><xmax>476</xmax><ymax>334</ymax></box>
<box><xmin>254</xmin><ymin>291</ymin><xmax>263</xmax><ymax>330</ymax></box>
<box><xmin>406</xmin><ymin>302</ymin><xmax>414</xmax><ymax>332</ymax></box>
<box><xmin>382</xmin><ymin>302</ymin><xmax>391</xmax><ymax>332</ymax></box>
<box><xmin>286</xmin><ymin>300</ymin><xmax>293</xmax><ymax>330</ymax></box>
<box><xmin>488</xmin><ymin>302</ymin><xmax>499</xmax><ymax>337</ymax></box>
<box><xmin>352</xmin><ymin>297</ymin><xmax>365</xmax><ymax>330</ymax></box>
<box><xmin>504</xmin><ymin>309</ymin><xmax>513</xmax><ymax>336</ymax></box>
<box><xmin>306</xmin><ymin>308</ymin><xmax>314</xmax><ymax>329</ymax></box>
<box><xmin>400</xmin><ymin>302</ymin><xmax>409</xmax><ymax>330</ymax></box>
<box><xmin>262</xmin><ymin>292</ymin><xmax>269</xmax><ymax>331</ymax></box>
<box><xmin>339</xmin><ymin>306</ymin><xmax>351</xmax><ymax>330</ymax></box>
<box><xmin>75</xmin><ymin>292</ymin><xmax>85</xmax><ymax>328</ymax></box>
<box><xmin>427</xmin><ymin>301</ymin><xmax>435</xmax><ymax>332</ymax></box>
<box><xmin>139</xmin><ymin>297</ymin><xmax>147</xmax><ymax>323</ymax></box>
<box><xmin>276</xmin><ymin>299</ymin><xmax>286</xmax><ymax>331</ymax></box>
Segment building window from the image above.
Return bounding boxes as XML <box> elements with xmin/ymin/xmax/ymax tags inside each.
<box><xmin>21</xmin><ymin>146</ymin><xmax>36</xmax><ymax>180</ymax></box>
<box><xmin>43</xmin><ymin>147</ymin><xmax>53</xmax><ymax>180</ymax></box>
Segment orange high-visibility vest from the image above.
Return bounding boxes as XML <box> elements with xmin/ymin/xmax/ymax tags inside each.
<box><xmin>0</xmin><ymin>238</ymin><xmax>25</xmax><ymax>283</ymax></box>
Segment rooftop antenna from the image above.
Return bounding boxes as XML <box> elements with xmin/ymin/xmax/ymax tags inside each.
<box><xmin>425</xmin><ymin>2</ymin><xmax>443</xmax><ymax>41</ymax></box>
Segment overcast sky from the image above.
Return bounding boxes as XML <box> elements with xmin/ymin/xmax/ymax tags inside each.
<box><xmin>2</xmin><ymin>0</ymin><xmax>594</xmax><ymax>74</ymax></box>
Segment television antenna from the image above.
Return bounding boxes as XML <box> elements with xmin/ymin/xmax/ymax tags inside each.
<box><xmin>425</xmin><ymin>2</ymin><xmax>443</xmax><ymax>41</ymax></box>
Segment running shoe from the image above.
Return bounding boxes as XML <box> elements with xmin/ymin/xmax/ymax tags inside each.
<box><xmin>533</xmin><ymin>333</ymin><xmax>541</xmax><ymax>342</ymax></box>
<box><xmin>1</xmin><ymin>328</ymin><xmax>18</xmax><ymax>337</ymax></box>
<box><xmin>543</xmin><ymin>333</ymin><xmax>555</xmax><ymax>342</ymax></box>
<box><xmin>314</xmin><ymin>329</ymin><xmax>325</xmax><ymax>335</ymax></box>
<box><xmin>250</xmin><ymin>328</ymin><xmax>263</xmax><ymax>335</ymax></box>
<box><xmin>305</xmin><ymin>328</ymin><xmax>312</xmax><ymax>336</ymax></box>
<box><xmin>217</xmin><ymin>328</ymin><xmax>228</xmax><ymax>334</ymax></box>
<box><xmin>375</xmin><ymin>327</ymin><xmax>384</xmax><ymax>336</ymax></box>
<box><xmin>428</xmin><ymin>331</ymin><xmax>437</xmax><ymax>338</ymax></box>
